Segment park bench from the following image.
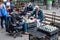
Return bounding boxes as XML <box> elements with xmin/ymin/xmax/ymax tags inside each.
<box><xmin>42</xmin><ymin>12</ymin><xmax>60</xmax><ymax>28</ymax></box>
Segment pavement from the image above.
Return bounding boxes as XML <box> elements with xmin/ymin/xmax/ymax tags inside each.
<box><xmin>43</xmin><ymin>7</ymin><xmax>60</xmax><ymax>16</ymax></box>
<box><xmin>0</xmin><ymin>27</ymin><xmax>29</xmax><ymax>40</ymax></box>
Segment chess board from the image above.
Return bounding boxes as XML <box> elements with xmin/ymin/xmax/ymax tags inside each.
<box><xmin>37</xmin><ymin>25</ymin><xmax>59</xmax><ymax>36</ymax></box>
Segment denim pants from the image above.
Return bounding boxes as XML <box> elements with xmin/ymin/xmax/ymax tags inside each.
<box><xmin>19</xmin><ymin>22</ymin><xmax>27</xmax><ymax>32</ymax></box>
<box><xmin>1</xmin><ymin>16</ymin><xmax>7</xmax><ymax>28</ymax></box>
<box><xmin>3</xmin><ymin>16</ymin><xmax>11</xmax><ymax>30</ymax></box>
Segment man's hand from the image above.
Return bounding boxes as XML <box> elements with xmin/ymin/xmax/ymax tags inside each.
<box><xmin>22</xmin><ymin>16</ymin><xmax>28</xmax><ymax>21</ymax></box>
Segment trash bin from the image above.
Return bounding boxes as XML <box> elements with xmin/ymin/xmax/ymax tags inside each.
<box><xmin>46</xmin><ymin>0</ymin><xmax>52</xmax><ymax>10</ymax></box>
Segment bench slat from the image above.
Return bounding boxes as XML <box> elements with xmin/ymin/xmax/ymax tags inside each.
<box><xmin>42</xmin><ymin>21</ymin><xmax>50</xmax><ymax>25</ymax></box>
<box><xmin>45</xmin><ymin>13</ymin><xmax>60</xmax><ymax>18</ymax></box>
<box><xmin>45</xmin><ymin>16</ymin><xmax>60</xmax><ymax>21</ymax></box>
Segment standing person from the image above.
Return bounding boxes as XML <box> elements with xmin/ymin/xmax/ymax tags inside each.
<box><xmin>28</xmin><ymin>6</ymin><xmax>44</xmax><ymax>28</ymax></box>
<box><xmin>0</xmin><ymin>0</ymin><xmax>7</xmax><ymax>28</ymax></box>
<box><xmin>3</xmin><ymin>0</ymin><xmax>7</xmax><ymax>4</ymax></box>
<box><xmin>4</xmin><ymin>0</ymin><xmax>13</xmax><ymax>13</ymax></box>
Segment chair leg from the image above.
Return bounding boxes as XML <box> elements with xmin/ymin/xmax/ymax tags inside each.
<box><xmin>18</xmin><ymin>32</ymin><xmax>22</xmax><ymax>37</ymax></box>
<box><xmin>12</xmin><ymin>31</ymin><xmax>17</xmax><ymax>38</ymax></box>
<box><xmin>15</xmin><ymin>30</ymin><xmax>22</xmax><ymax>37</ymax></box>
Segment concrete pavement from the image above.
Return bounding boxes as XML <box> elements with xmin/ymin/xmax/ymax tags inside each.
<box><xmin>0</xmin><ymin>27</ymin><xmax>29</xmax><ymax>40</ymax></box>
<box><xmin>43</xmin><ymin>7</ymin><xmax>60</xmax><ymax>16</ymax></box>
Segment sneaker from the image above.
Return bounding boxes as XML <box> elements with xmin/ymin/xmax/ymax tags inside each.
<box><xmin>24</xmin><ymin>32</ymin><xmax>29</xmax><ymax>35</ymax></box>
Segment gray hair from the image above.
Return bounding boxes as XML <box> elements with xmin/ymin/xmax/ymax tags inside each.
<box><xmin>34</xmin><ymin>6</ymin><xmax>39</xmax><ymax>10</ymax></box>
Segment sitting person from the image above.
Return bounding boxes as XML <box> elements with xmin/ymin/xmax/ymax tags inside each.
<box><xmin>28</xmin><ymin>6</ymin><xmax>44</xmax><ymax>28</ymax></box>
<box><xmin>21</xmin><ymin>2</ymin><xmax>34</xmax><ymax>16</ymax></box>
<box><xmin>10</xmin><ymin>8</ymin><xmax>29</xmax><ymax>35</ymax></box>
<box><xmin>27</xmin><ymin>2</ymin><xmax>34</xmax><ymax>11</ymax></box>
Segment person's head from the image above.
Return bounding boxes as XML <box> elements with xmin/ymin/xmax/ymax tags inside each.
<box><xmin>28</xmin><ymin>2</ymin><xmax>32</xmax><ymax>5</ymax></box>
<box><xmin>34</xmin><ymin>6</ymin><xmax>39</xmax><ymax>11</ymax></box>
<box><xmin>3</xmin><ymin>0</ymin><xmax>7</xmax><ymax>2</ymax></box>
<box><xmin>0</xmin><ymin>0</ymin><xmax>3</xmax><ymax>5</ymax></box>
<box><xmin>29</xmin><ymin>2</ymin><xmax>31</xmax><ymax>4</ymax></box>
<box><xmin>16</xmin><ymin>8</ymin><xmax>20</xmax><ymax>13</ymax></box>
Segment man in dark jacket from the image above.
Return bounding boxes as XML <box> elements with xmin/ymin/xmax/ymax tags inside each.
<box><xmin>10</xmin><ymin>9</ymin><xmax>29</xmax><ymax>35</ymax></box>
<box><xmin>21</xmin><ymin>2</ymin><xmax>34</xmax><ymax>16</ymax></box>
<box><xmin>28</xmin><ymin>6</ymin><xmax>44</xmax><ymax>28</ymax></box>
<box><xmin>27</xmin><ymin>2</ymin><xmax>34</xmax><ymax>11</ymax></box>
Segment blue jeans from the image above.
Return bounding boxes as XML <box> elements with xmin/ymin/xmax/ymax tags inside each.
<box><xmin>19</xmin><ymin>22</ymin><xmax>27</xmax><ymax>32</ymax></box>
<box><xmin>1</xmin><ymin>16</ymin><xmax>7</xmax><ymax>28</ymax></box>
<box><xmin>5</xmin><ymin>16</ymin><xmax>11</xmax><ymax>29</ymax></box>
<box><xmin>6</xmin><ymin>16</ymin><xmax>28</xmax><ymax>32</ymax></box>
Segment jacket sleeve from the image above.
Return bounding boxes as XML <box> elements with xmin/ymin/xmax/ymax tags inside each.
<box><xmin>39</xmin><ymin>10</ymin><xmax>44</xmax><ymax>22</ymax></box>
<box><xmin>28</xmin><ymin>11</ymin><xmax>35</xmax><ymax>18</ymax></box>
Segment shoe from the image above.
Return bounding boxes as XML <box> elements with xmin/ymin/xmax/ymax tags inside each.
<box><xmin>24</xmin><ymin>32</ymin><xmax>29</xmax><ymax>35</ymax></box>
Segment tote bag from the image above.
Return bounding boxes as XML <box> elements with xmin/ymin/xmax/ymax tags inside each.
<box><xmin>1</xmin><ymin>6</ymin><xmax>7</xmax><ymax>16</ymax></box>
